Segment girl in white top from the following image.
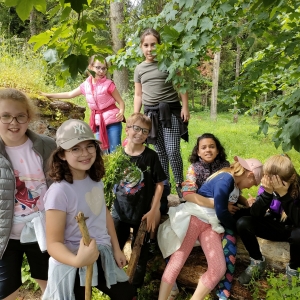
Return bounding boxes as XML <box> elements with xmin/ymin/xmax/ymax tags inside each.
<box><xmin>42</xmin><ymin>119</ymin><xmax>135</xmax><ymax>300</ymax></box>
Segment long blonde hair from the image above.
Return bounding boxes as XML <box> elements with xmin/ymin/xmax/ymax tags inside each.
<box><xmin>207</xmin><ymin>161</ymin><xmax>247</xmax><ymax>182</ymax></box>
<box><xmin>263</xmin><ymin>154</ymin><xmax>299</xmax><ymax>200</ymax></box>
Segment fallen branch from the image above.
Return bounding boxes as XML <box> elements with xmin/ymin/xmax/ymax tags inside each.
<box><xmin>126</xmin><ymin>220</ymin><xmax>147</xmax><ymax>283</ymax></box>
<box><xmin>75</xmin><ymin>212</ymin><xmax>93</xmax><ymax>300</ymax></box>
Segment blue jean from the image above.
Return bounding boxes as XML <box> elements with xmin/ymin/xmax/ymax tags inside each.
<box><xmin>96</xmin><ymin>122</ymin><xmax>122</xmax><ymax>153</ymax></box>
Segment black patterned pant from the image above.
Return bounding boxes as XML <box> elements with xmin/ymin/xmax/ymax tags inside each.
<box><xmin>154</xmin><ymin>114</ymin><xmax>183</xmax><ymax>184</ymax></box>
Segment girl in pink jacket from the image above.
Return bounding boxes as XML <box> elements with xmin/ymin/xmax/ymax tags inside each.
<box><xmin>41</xmin><ymin>56</ymin><xmax>125</xmax><ymax>153</ymax></box>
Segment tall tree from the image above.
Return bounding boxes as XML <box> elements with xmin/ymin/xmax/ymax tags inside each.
<box><xmin>110</xmin><ymin>1</ymin><xmax>128</xmax><ymax>96</ymax></box>
<box><xmin>210</xmin><ymin>50</ymin><xmax>221</xmax><ymax>121</ymax></box>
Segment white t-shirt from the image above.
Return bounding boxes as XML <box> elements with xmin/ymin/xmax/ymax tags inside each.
<box><xmin>43</xmin><ymin>177</ymin><xmax>111</xmax><ymax>253</ymax></box>
<box><xmin>6</xmin><ymin>138</ymin><xmax>47</xmax><ymax>239</ymax></box>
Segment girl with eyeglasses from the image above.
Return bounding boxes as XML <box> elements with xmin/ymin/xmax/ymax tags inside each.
<box><xmin>134</xmin><ymin>28</ymin><xmax>190</xmax><ymax>202</ymax></box>
<box><xmin>42</xmin><ymin>119</ymin><xmax>136</xmax><ymax>300</ymax></box>
<box><xmin>41</xmin><ymin>55</ymin><xmax>125</xmax><ymax>154</ymax></box>
<box><xmin>0</xmin><ymin>88</ymin><xmax>56</xmax><ymax>300</ymax></box>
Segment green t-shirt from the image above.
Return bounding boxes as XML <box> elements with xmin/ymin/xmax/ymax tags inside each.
<box><xmin>134</xmin><ymin>61</ymin><xmax>180</xmax><ymax>106</ymax></box>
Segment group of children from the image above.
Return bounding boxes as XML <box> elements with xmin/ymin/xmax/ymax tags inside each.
<box><xmin>0</xmin><ymin>26</ymin><xmax>299</xmax><ymax>300</ymax></box>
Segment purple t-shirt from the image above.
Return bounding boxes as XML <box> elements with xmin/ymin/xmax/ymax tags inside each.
<box><xmin>258</xmin><ymin>185</ymin><xmax>282</xmax><ymax>214</ymax></box>
<box><xmin>44</xmin><ymin>177</ymin><xmax>111</xmax><ymax>253</ymax></box>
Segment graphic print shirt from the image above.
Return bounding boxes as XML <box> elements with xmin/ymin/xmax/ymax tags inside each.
<box><xmin>6</xmin><ymin>138</ymin><xmax>47</xmax><ymax>239</ymax></box>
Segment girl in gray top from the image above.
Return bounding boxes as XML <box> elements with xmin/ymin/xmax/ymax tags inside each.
<box><xmin>0</xmin><ymin>88</ymin><xmax>56</xmax><ymax>299</ymax></box>
<box><xmin>134</xmin><ymin>28</ymin><xmax>190</xmax><ymax>201</ymax></box>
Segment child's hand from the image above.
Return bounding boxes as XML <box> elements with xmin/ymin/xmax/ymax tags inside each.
<box><xmin>75</xmin><ymin>238</ymin><xmax>99</xmax><ymax>268</ymax></box>
<box><xmin>113</xmin><ymin>248</ymin><xmax>127</xmax><ymax>268</ymax></box>
<box><xmin>40</xmin><ymin>92</ymin><xmax>50</xmax><ymax>98</ymax></box>
<box><xmin>181</xmin><ymin>107</ymin><xmax>190</xmax><ymax>122</ymax></box>
<box><xmin>228</xmin><ymin>202</ymin><xmax>240</xmax><ymax>214</ymax></box>
<box><xmin>115</xmin><ymin>110</ymin><xmax>124</xmax><ymax>122</ymax></box>
<box><xmin>271</xmin><ymin>175</ymin><xmax>290</xmax><ymax>197</ymax></box>
<box><xmin>261</xmin><ymin>175</ymin><xmax>273</xmax><ymax>194</ymax></box>
<box><xmin>247</xmin><ymin>193</ymin><xmax>256</xmax><ymax>207</ymax></box>
<box><xmin>142</xmin><ymin>210</ymin><xmax>156</xmax><ymax>232</ymax></box>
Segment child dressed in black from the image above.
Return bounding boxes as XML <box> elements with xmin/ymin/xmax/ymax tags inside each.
<box><xmin>111</xmin><ymin>113</ymin><xmax>167</xmax><ymax>294</ymax></box>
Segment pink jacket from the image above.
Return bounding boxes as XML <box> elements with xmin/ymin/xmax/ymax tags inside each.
<box><xmin>80</xmin><ymin>76</ymin><xmax>119</xmax><ymax>126</ymax></box>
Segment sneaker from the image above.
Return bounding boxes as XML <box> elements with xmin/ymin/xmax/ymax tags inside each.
<box><xmin>176</xmin><ymin>183</ymin><xmax>185</xmax><ymax>203</ymax></box>
<box><xmin>167</xmin><ymin>287</ymin><xmax>179</xmax><ymax>300</ymax></box>
<box><xmin>286</xmin><ymin>264</ymin><xmax>300</xmax><ymax>285</ymax></box>
<box><xmin>238</xmin><ymin>256</ymin><xmax>266</xmax><ymax>285</ymax></box>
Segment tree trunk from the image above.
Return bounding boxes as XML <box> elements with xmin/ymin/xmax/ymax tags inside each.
<box><xmin>29</xmin><ymin>8</ymin><xmax>37</xmax><ymax>37</ymax></box>
<box><xmin>210</xmin><ymin>50</ymin><xmax>221</xmax><ymax>121</ymax></box>
<box><xmin>110</xmin><ymin>2</ymin><xmax>128</xmax><ymax>96</ymax></box>
<box><xmin>191</xmin><ymin>81</ymin><xmax>195</xmax><ymax>109</ymax></box>
<box><xmin>233</xmin><ymin>43</ymin><xmax>241</xmax><ymax>123</ymax></box>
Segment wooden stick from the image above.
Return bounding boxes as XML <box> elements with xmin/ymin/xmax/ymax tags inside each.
<box><xmin>75</xmin><ymin>212</ymin><xmax>93</xmax><ymax>300</ymax></box>
<box><xmin>126</xmin><ymin>220</ymin><xmax>147</xmax><ymax>283</ymax></box>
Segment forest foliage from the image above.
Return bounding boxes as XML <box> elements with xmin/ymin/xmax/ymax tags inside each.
<box><xmin>1</xmin><ymin>0</ymin><xmax>300</xmax><ymax>153</ymax></box>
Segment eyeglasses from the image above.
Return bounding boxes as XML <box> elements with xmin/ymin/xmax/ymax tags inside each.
<box><xmin>93</xmin><ymin>66</ymin><xmax>107</xmax><ymax>71</ymax></box>
<box><xmin>66</xmin><ymin>143</ymin><xmax>97</xmax><ymax>157</ymax></box>
<box><xmin>0</xmin><ymin>114</ymin><xmax>28</xmax><ymax>124</ymax></box>
<box><xmin>128</xmin><ymin>125</ymin><xmax>150</xmax><ymax>135</ymax></box>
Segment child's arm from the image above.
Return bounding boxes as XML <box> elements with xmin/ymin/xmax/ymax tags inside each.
<box><xmin>180</xmin><ymin>92</ymin><xmax>190</xmax><ymax>122</ymax></box>
<box><xmin>41</xmin><ymin>87</ymin><xmax>82</xmax><ymax>99</ymax></box>
<box><xmin>250</xmin><ymin>175</ymin><xmax>274</xmax><ymax>217</ymax></box>
<box><xmin>106</xmin><ymin>207</ymin><xmax>127</xmax><ymax>268</ymax></box>
<box><xmin>272</xmin><ymin>175</ymin><xmax>300</xmax><ymax>226</ymax></box>
<box><xmin>46</xmin><ymin>210</ymin><xmax>99</xmax><ymax>268</ymax></box>
<box><xmin>142</xmin><ymin>181</ymin><xmax>164</xmax><ymax>232</ymax></box>
<box><xmin>184</xmin><ymin>193</ymin><xmax>214</xmax><ymax>208</ymax></box>
<box><xmin>111</xmin><ymin>88</ymin><xmax>125</xmax><ymax>122</ymax></box>
<box><xmin>134</xmin><ymin>82</ymin><xmax>142</xmax><ymax>113</ymax></box>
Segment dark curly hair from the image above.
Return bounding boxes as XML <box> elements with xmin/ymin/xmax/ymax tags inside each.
<box><xmin>47</xmin><ymin>142</ymin><xmax>105</xmax><ymax>183</ymax></box>
<box><xmin>189</xmin><ymin>133</ymin><xmax>227</xmax><ymax>164</ymax></box>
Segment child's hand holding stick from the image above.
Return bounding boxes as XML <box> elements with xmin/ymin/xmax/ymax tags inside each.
<box><xmin>75</xmin><ymin>212</ymin><xmax>97</xmax><ymax>300</ymax></box>
<box><xmin>126</xmin><ymin>219</ymin><xmax>147</xmax><ymax>283</ymax></box>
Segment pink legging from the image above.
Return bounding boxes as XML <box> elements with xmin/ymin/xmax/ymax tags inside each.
<box><xmin>162</xmin><ymin>216</ymin><xmax>226</xmax><ymax>290</ymax></box>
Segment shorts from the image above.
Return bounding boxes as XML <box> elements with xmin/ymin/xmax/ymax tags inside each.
<box><xmin>0</xmin><ymin>239</ymin><xmax>50</xmax><ymax>299</ymax></box>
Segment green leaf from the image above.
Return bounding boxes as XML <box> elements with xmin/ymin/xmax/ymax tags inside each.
<box><xmin>173</xmin><ymin>22</ymin><xmax>185</xmax><ymax>33</ymax></box>
<box><xmin>177</xmin><ymin>0</ymin><xmax>186</xmax><ymax>9</ymax></box>
<box><xmin>219</xmin><ymin>3</ymin><xmax>233</xmax><ymax>15</ymax></box>
<box><xmin>183</xmin><ymin>51</ymin><xmax>195</xmax><ymax>66</ymax></box>
<box><xmin>33</xmin><ymin>0</ymin><xmax>46</xmax><ymax>14</ymax></box>
<box><xmin>43</xmin><ymin>49</ymin><xmax>57</xmax><ymax>64</ymax></box>
<box><xmin>4</xmin><ymin>0</ymin><xmax>18</xmax><ymax>6</ymax></box>
<box><xmin>16</xmin><ymin>0</ymin><xmax>35</xmax><ymax>21</ymax></box>
<box><xmin>200</xmin><ymin>17</ymin><xmax>213</xmax><ymax>32</ymax></box>
<box><xmin>63</xmin><ymin>54</ymin><xmax>88</xmax><ymax>79</ymax></box>
<box><xmin>64</xmin><ymin>0</ymin><xmax>88</xmax><ymax>14</ymax></box>
<box><xmin>48</xmin><ymin>5</ymin><xmax>61</xmax><ymax>18</ymax></box>
<box><xmin>28</xmin><ymin>31</ymin><xmax>52</xmax><ymax>51</ymax></box>
<box><xmin>60</xmin><ymin>6</ymin><xmax>72</xmax><ymax>21</ymax></box>
<box><xmin>185</xmin><ymin>0</ymin><xmax>194</xmax><ymax>9</ymax></box>
<box><xmin>166</xmin><ymin>9</ymin><xmax>178</xmax><ymax>22</ymax></box>
<box><xmin>286</xmin><ymin>116</ymin><xmax>300</xmax><ymax>139</ymax></box>
<box><xmin>186</xmin><ymin>18</ymin><xmax>198</xmax><ymax>31</ymax></box>
<box><xmin>161</xmin><ymin>26</ymin><xmax>180</xmax><ymax>43</ymax></box>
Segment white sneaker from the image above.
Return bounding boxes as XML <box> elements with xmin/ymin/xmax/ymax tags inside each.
<box><xmin>167</xmin><ymin>288</ymin><xmax>179</xmax><ymax>300</ymax></box>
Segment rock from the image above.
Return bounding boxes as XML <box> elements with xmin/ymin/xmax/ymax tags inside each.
<box><xmin>28</xmin><ymin>96</ymin><xmax>86</xmax><ymax>137</ymax></box>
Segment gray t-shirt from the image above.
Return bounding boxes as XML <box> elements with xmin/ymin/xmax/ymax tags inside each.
<box><xmin>44</xmin><ymin>177</ymin><xmax>111</xmax><ymax>253</ymax></box>
<box><xmin>134</xmin><ymin>61</ymin><xmax>180</xmax><ymax>105</ymax></box>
